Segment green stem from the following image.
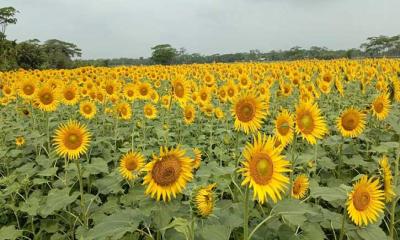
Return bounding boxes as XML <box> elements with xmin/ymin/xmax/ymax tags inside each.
<box><xmin>243</xmin><ymin>185</ymin><xmax>250</xmax><ymax>240</ymax></box>
<box><xmin>75</xmin><ymin>160</ymin><xmax>87</xmax><ymax>228</ymax></box>
<box><xmin>339</xmin><ymin>208</ymin><xmax>346</xmax><ymax>240</ymax></box>
<box><xmin>338</xmin><ymin>138</ymin><xmax>344</xmax><ymax>177</ymax></box>
<box><xmin>248</xmin><ymin>214</ymin><xmax>275</xmax><ymax>240</ymax></box>
<box><xmin>389</xmin><ymin>146</ymin><xmax>399</xmax><ymax>240</ymax></box>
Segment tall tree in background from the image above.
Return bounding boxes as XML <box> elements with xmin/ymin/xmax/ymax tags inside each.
<box><xmin>151</xmin><ymin>44</ymin><xmax>177</xmax><ymax>65</ymax></box>
<box><xmin>15</xmin><ymin>39</ymin><xmax>45</xmax><ymax>69</ymax></box>
<box><xmin>360</xmin><ymin>35</ymin><xmax>400</xmax><ymax>57</ymax></box>
<box><xmin>0</xmin><ymin>7</ymin><xmax>18</xmax><ymax>39</ymax></box>
<box><xmin>42</xmin><ymin>39</ymin><xmax>82</xmax><ymax>69</ymax></box>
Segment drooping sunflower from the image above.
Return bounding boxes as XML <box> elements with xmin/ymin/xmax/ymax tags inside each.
<box><xmin>115</xmin><ymin>101</ymin><xmax>132</xmax><ymax>120</ymax></box>
<box><xmin>79</xmin><ymin>100</ymin><xmax>97</xmax><ymax>119</ymax></box>
<box><xmin>274</xmin><ymin>109</ymin><xmax>294</xmax><ymax>146</ymax></box>
<box><xmin>291</xmin><ymin>174</ymin><xmax>309</xmax><ymax>199</ymax></box>
<box><xmin>347</xmin><ymin>175</ymin><xmax>384</xmax><ymax>226</ymax></box>
<box><xmin>35</xmin><ymin>84</ymin><xmax>59</xmax><ymax>112</ymax></box>
<box><xmin>143</xmin><ymin>146</ymin><xmax>194</xmax><ymax>201</ymax></box>
<box><xmin>336</xmin><ymin>108</ymin><xmax>366</xmax><ymax>138</ymax></box>
<box><xmin>119</xmin><ymin>151</ymin><xmax>145</xmax><ymax>181</ymax></box>
<box><xmin>192</xmin><ymin>148</ymin><xmax>202</xmax><ymax>169</ymax></box>
<box><xmin>231</xmin><ymin>91</ymin><xmax>267</xmax><ymax>134</ymax></box>
<box><xmin>192</xmin><ymin>183</ymin><xmax>216</xmax><ymax>218</ymax></box>
<box><xmin>183</xmin><ymin>104</ymin><xmax>196</xmax><ymax>125</ymax></box>
<box><xmin>379</xmin><ymin>156</ymin><xmax>395</xmax><ymax>202</ymax></box>
<box><xmin>15</xmin><ymin>136</ymin><xmax>25</xmax><ymax>147</ymax></box>
<box><xmin>143</xmin><ymin>103</ymin><xmax>157</xmax><ymax>119</ymax></box>
<box><xmin>295</xmin><ymin>101</ymin><xmax>328</xmax><ymax>144</ymax></box>
<box><xmin>371</xmin><ymin>93</ymin><xmax>391</xmax><ymax>121</ymax></box>
<box><xmin>239</xmin><ymin>133</ymin><xmax>291</xmax><ymax>203</ymax></box>
<box><xmin>53</xmin><ymin>120</ymin><xmax>91</xmax><ymax>160</ymax></box>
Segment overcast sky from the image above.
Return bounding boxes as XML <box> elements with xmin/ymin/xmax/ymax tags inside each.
<box><xmin>2</xmin><ymin>0</ymin><xmax>400</xmax><ymax>59</ymax></box>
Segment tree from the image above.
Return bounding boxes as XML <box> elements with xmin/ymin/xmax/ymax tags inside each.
<box><xmin>0</xmin><ymin>7</ymin><xmax>18</xmax><ymax>39</ymax></box>
<box><xmin>15</xmin><ymin>39</ymin><xmax>45</xmax><ymax>69</ymax></box>
<box><xmin>150</xmin><ymin>44</ymin><xmax>177</xmax><ymax>65</ymax></box>
<box><xmin>360</xmin><ymin>35</ymin><xmax>400</xmax><ymax>57</ymax></box>
<box><xmin>42</xmin><ymin>39</ymin><xmax>82</xmax><ymax>68</ymax></box>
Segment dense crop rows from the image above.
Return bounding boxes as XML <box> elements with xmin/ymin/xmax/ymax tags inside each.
<box><xmin>0</xmin><ymin>59</ymin><xmax>400</xmax><ymax>239</ymax></box>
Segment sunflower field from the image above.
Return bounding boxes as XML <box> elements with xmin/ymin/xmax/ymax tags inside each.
<box><xmin>0</xmin><ymin>59</ymin><xmax>400</xmax><ymax>240</ymax></box>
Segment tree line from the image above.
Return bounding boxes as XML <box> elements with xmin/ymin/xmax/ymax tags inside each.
<box><xmin>1</xmin><ymin>6</ymin><xmax>400</xmax><ymax>71</ymax></box>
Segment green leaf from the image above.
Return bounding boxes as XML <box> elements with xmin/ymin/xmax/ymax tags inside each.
<box><xmin>37</xmin><ymin>167</ymin><xmax>58</xmax><ymax>177</ymax></box>
<box><xmin>86</xmin><ymin>209</ymin><xmax>142</xmax><ymax>240</ymax></box>
<box><xmin>318</xmin><ymin>157</ymin><xmax>336</xmax><ymax>170</ymax></box>
<box><xmin>300</xmin><ymin>223</ymin><xmax>325</xmax><ymax>240</ymax></box>
<box><xmin>356</xmin><ymin>224</ymin><xmax>387</xmax><ymax>240</ymax></box>
<box><xmin>162</xmin><ymin>218</ymin><xmax>191</xmax><ymax>239</ymax></box>
<box><xmin>39</xmin><ymin>188</ymin><xmax>79</xmax><ymax>217</ymax></box>
<box><xmin>19</xmin><ymin>196</ymin><xmax>40</xmax><ymax>216</ymax></box>
<box><xmin>310</xmin><ymin>185</ymin><xmax>347</xmax><ymax>203</ymax></box>
<box><xmin>0</xmin><ymin>225</ymin><xmax>22</xmax><ymax>240</ymax></box>
<box><xmin>273</xmin><ymin>199</ymin><xmax>317</xmax><ymax>226</ymax></box>
<box><xmin>84</xmin><ymin>158</ymin><xmax>109</xmax><ymax>176</ymax></box>
<box><xmin>199</xmin><ymin>224</ymin><xmax>231</xmax><ymax>240</ymax></box>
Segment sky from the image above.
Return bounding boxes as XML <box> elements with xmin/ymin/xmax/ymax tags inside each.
<box><xmin>2</xmin><ymin>0</ymin><xmax>400</xmax><ymax>59</ymax></box>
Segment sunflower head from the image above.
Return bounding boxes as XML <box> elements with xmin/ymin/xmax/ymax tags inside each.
<box><xmin>192</xmin><ymin>148</ymin><xmax>202</xmax><ymax>169</ymax></box>
<box><xmin>379</xmin><ymin>156</ymin><xmax>396</xmax><ymax>202</ymax></box>
<box><xmin>347</xmin><ymin>175</ymin><xmax>384</xmax><ymax>226</ymax></box>
<box><xmin>79</xmin><ymin>101</ymin><xmax>97</xmax><ymax>119</ymax></box>
<box><xmin>336</xmin><ymin>107</ymin><xmax>366</xmax><ymax>138</ymax></box>
<box><xmin>295</xmin><ymin>101</ymin><xmax>328</xmax><ymax>144</ymax></box>
<box><xmin>371</xmin><ymin>93</ymin><xmax>391</xmax><ymax>121</ymax></box>
<box><xmin>231</xmin><ymin>91</ymin><xmax>267</xmax><ymax>134</ymax></box>
<box><xmin>239</xmin><ymin>133</ymin><xmax>291</xmax><ymax>203</ymax></box>
<box><xmin>291</xmin><ymin>174</ymin><xmax>309</xmax><ymax>199</ymax></box>
<box><xmin>143</xmin><ymin>146</ymin><xmax>194</xmax><ymax>201</ymax></box>
<box><xmin>15</xmin><ymin>136</ymin><xmax>25</xmax><ymax>147</ymax></box>
<box><xmin>53</xmin><ymin>120</ymin><xmax>91</xmax><ymax>160</ymax></box>
<box><xmin>183</xmin><ymin>104</ymin><xmax>196</xmax><ymax>125</ymax></box>
<box><xmin>144</xmin><ymin>103</ymin><xmax>157</xmax><ymax>119</ymax></box>
<box><xmin>192</xmin><ymin>183</ymin><xmax>217</xmax><ymax>218</ymax></box>
<box><xmin>275</xmin><ymin>109</ymin><xmax>294</xmax><ymax>146</ymax></box>
<box><xmin>119</xmin><ymin>151</ymin><xmax>145</xmax><ymax>180</ymax></box>
<box><xmin>35</xmin><ymin>84</ymin><xmax>59</xmax><ymax>112</ymax></box>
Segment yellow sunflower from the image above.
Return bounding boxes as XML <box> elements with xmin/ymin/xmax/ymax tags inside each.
<box><xmin>347</xmin><ymin>175</ymin><xmax>384</xmax><ymax>226</ymax></box>
<box><xmin>115</xmin><ymin>101</ymin><xmax>132</xmax><ymax>120</ymax></box>
<box><xmin>371</xmin><ymin>93</ymin><xmax>391</xmax><ymax>121</ymax></box>
<box><xmin>274</xmin><ymin>109</ymin><xmax>294</xmax><ymax>146</ymax></box>
<box><xmin>379</xmin><ymin>156</ymin><xmax>395</xmax><ymax>202</ymax></box>
<box><xmin>291</xmin><ymin>174</ymin><xmax>309</xmax><ymax>199</ymax></box>
<box><xmin>144</xmin><ymin>103</ymin><xmax>157</xmax><ymax>119</ymax></box>
<box><xmin>295</xmin><ymin>101</ymin><xmax>328</xmax><ymax>144</ymax></box>
<box><xmin>231</xmin><ymin>91</ymin><xmax>267</xmax><ymax>134</ymax></box>
<box><xmin>79</xmin><ymin>101</ymin><xmax>97</xmax><ymax>119</ymax></box>
<box><xmin>35</xmin><ymin>84</ymin><xmax>59</xmax><ymax>112</ymax></box>
<box><xmin>336</xmin><ymin>108</ymin><xmax>366</xmax><ymax>138</ymax></box>
<box><xmin>123</xmin><ymin>83</ymin><xmax>136</xmax><ymax>101</ymax></box>
<box><xmin>143</xmin><ymin>146</ymin><xmax>193</xmax><ymax>201</ymax></box>
<box><xmin>61</xmin><ymin>84</ymin><xmax>80</xmax><ymax>105</ymax></box>
<box><xmin>18</xmin><ymin>78</ymin><xmax>37</xmax><ymax>100</ymax></box>
<box><xmin>193</xmin><ymin>183</ymin><xmax>216</xmax><ymax>218</ymax></box>
<box><xmin>15</xmin><ymin>136</ymin><xmax>25</xmax><ymax>147</ymax></box>
<box><xmin>136</xmin><ymin>82</ymin><xmax>152</xmax><ymax>100</ymax></box>
<box><xmin>239</xmin><ymin>133</ymin><xmax>291</xmax><ymax>203</ymax></box>
<box><xmin>183</xmin><ymin>104</ymin><xmax>196</xmax><ymax>125</ymax></box>
<box><xmin>119</xmin><ymin>151</ymin><xmax>145</xmax><ymax>181</ymax></box>
<box><xmin>53</xmin><ymin>120</ymin><xmax>91</xmax><ymax>160</ymax></box>
<box><xmin>172</xmin><ymin>77</ymin><xmax>190</xmax><ymax>105</ymax></box>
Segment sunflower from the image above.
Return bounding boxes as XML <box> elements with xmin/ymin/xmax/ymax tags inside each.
<box><xmin>161</xmin><ymin>95</ymin><xmax>172</xmax><ymax>109</ymax></box>
<box><xmin>35</xmin><ymin>85</ymin><xmax>59</xmax><ymax>112</ymax></box>
<box><xmin>231</xmin><ymin>91</ymin><xmax>267</xmax><ymax>134</ymax></box>
<box><xmin>144</xmin><ymin>103</ymin><xmax>157</xmax><ymax>119</ymax></box>
<box><xmin>115</xmin><ymin>101</ymin><xmax>132</xmax><ymax>120</ymax></box>
<box><xmin>226</xmin><ymin>81</ymin><xmax>237</xmax><ymax>101</ymax></box>
<box><xmin>15</xmin><ymin>136</ymin><xmax>25</xmax><ymax>147</ymax></box>
<box><xmin>123</xmin><ymin>83</ymin><xmax>136</xmax><ymax>101</ymax></box>
<box><xmin>379</xmin><ymin>156</ymin><xmax>395</xmax><ymax>202</ymax></box>
<box><xmin>61</xmin><ymin>84</ymin><xmax>80</xmax><ymax>105</ymax></box>
<box><xmin>274</xmin><ymin>109</ymin><xmax>294</xmax><ymax>146</ymax></box>
<box><xmin>192</xmin><ymin>148</ymin><xmax>202</xmax><ymax>169</ymax></box>
<box><xmin>79</xmin><ymin>101</ymin><xmax>97</xmax><ymax>119</ymax></box>
<box><xmin>136</xmin><ymin>82</ymin><xmax>152</xmax><ymax>100</ymax></box>
<box><xmin>53</xmin><ymin>120</ymin><xmax>91</xmax><ymax>160</ymax></box>
<box><xmin>193</xmin><ymin>183</ymin><xmax>216</xmax><ymax>218</ymax></box>
<box><xmin>214</xmin><ymin>107</ymin><xmax>224</xmax><ymax>120</ymax></box>
<box><xmin>291</xmin><ymin>174</ymin><xmax>309</xmax><ymax>199</ymax></box>
<box><xmin>198</xmin><ymin>87</ymin><xmax>211</xmax><ymax>104</ymax></box>
<box><xmin>183</xmin><ymin>104</ymin><xmax>196</xmax><ymax>125</ymax></box>
<box><xmin>295</xmin><ymin>101</ymin><xmax>328</xmax><ymax>144</ymax></box>
<box><xmin>371</xmin><ymin>93</ymin><xmax>391</xmax><ymax>121</ymax></box>
<box><xmin>18</xmin><ymin>79</ymin><xmax>37</xmax><ymax>100</ymax></box>
<box><xmin>239</xmin><ymin>133</ymin><xmax>291</xmax><ymax>203</ymax></box>
<box><xmin>143</xmin><ymin>146</ymin><xmax>194</xmax><ymax>201</ymax></box>
<box><xmin>336</xmin><ymin>108</ymin><xmax>366</xmax><ymax>138</ymax></box>
<box><xmin>347</xmin><ymin>175</ymin><xmax>384</xmax><ymax>226</ymax></box>
<box><xmin>119</xmin><ymin>151</ymin><xmax>145</xmax><ymax>181</ymax></box>
<box><xmin>172</xmin><ymin>77</ymin><xmax>190</xmax><ymax>105</ymax></box>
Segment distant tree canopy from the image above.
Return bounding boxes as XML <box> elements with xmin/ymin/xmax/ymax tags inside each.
<box><xmin>360</xmin><ymin>35</ymin><xmax>400</xmax><ymax>57</ymax></box>
<box><xmin>150</xmin><ymin>44</ymin><xmax>177</xmax><ymax>65</ymax></box>
<box><xmin>0</xmin><ymin>6</ymin><xmax>18</xmax><ymax>39</ymax></box>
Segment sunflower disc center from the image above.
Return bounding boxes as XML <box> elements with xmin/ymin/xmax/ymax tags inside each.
<box><xmin>353</xmin><ymin>190</ymin><xmax>371</xmax><ymax>211</ymax></box>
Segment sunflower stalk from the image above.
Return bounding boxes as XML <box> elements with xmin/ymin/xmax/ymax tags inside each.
<box><xmin>243</xmin><ymin>185</ymin><xmax>250</xmax><ymax>240</ymax></box>
<box><xmin>75</xmin><ymin>159</ymin><xmax>87</xmax><ymax>229</ymax></box>
<box><xmin>389</xmin><ymin>144</ymin><xmax>399</xmax><ymax>240</ymax></box>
